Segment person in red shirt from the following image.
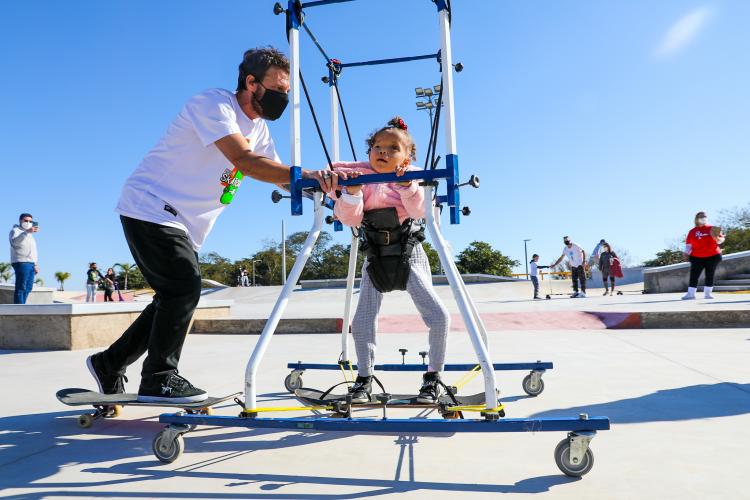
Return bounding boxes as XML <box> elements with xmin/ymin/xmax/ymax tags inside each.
<box><xmin>682</xmin><ymin>211</ymin><xmax>725</xmax><ymax>300</ymax></box>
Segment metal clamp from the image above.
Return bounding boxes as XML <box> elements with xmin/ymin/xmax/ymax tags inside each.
<box><xmin>528</xmin><ymin>369</ymin><xmax>545</xmax><ymax>392</ymax></box>
<box><xmin>568</xmin><ymin>425</ymin><xmax>596</xmax><ymax>465</ymax></box>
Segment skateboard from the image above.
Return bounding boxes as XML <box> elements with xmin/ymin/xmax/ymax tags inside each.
<box><xmin>294</xmin><ymin>387</ymin><xmax>503</xmax><ymax>419</ymax></box>
<box><xmin>56</xmin><ymin>388</ymin><xmax>241</xmax><ymax>428</ymax></box>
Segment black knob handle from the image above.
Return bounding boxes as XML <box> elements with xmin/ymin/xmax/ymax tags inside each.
<box><xmin>325</xmin><ymin>215</ymin><xmax>335</xmax><ymax>225</ymax></box>
<box><xmin>461</xmin><ymin>206</ymin><xmax>471</xmax><ymax>216</ymax></box>
<box><xmin>273</xmin><ymin>2</ymin><xmax>284</xmax><ymax>15</ymax></box>
<box><xmin>454</xmin><ymin>62</ymin><xmax>464</xmax><ymax>72</ymax></box>
<box><xmin>399</xmin><ymin>348</ymin><xmax>408</xmax><ymax>355</ymax></box>
<box><xmin>271</xmin><ymin>190</ymin><xmax>290</xmax><ymax>204</ymax></box>
<box><xmin>376</xmin><ymin>393</ymin><xmax>391</xmax><ymax>404</ymax></box>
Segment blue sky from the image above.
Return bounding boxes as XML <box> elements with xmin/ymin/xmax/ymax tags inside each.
<box><xmin>1</xmin><ymin>0</ymin><xmax>749</xmax><ymax>288</ymax></box>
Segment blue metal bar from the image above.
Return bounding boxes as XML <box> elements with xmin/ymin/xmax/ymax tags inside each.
<box><xmin>340</xmin><ymin>53</ymin><xmax>439</xmax><ymax>69</ymax></box>
<box><xmin>302</xmin><ymin>0</ymin><xmax>357</xmax><ymax>8</ymax></box>
<box><xmin>446</xmin><ymin>154</ymin><xmax>460</xmax><ymax>224</ymax></box>
<box><xmin>287</xmin><ymin>362</ymin><xmax>554</xmax><ymax>371</ymax></box>
<box><xmin>291</xmin><ymin>166</ymin><xmax>303</xmax><ymax>215</ymax></box>
<box><xmin>295</xmin><ymin>168</ymin><xmax>450</xmax><ymax>191</ymax></box>
<box><xmin>159</xmin><ymin>413</ymin><xmax>610</xmax><ymax>433</ymax></box>
<box><xmin>434</xmin><ymin>0</ymin><xmax>449</xmax><ymax>12</ymax></box>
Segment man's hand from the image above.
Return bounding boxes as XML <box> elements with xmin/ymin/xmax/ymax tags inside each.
<box><xmin>34</xmin><ymin>265</ymin><xmax>39</xmax><ymax>274</ymax></box>
<box><xmin>27</xmin><ymin>226</ymin><xmax>39</xmax><ymax>234</ymax></box>
<box><xmin>303</xmin><ymin>169</ymin><xmax>340</xmax><ymax>193</ymax></box>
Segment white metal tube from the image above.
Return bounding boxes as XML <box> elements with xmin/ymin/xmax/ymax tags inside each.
<box><xmin>438</xmin><ymin>9</ymin><xmax>457</xmax><ymax>155</ymax></box>
<box><xmin>340</xmin><ymin>235</ymin><xmax>358</xmax><ymax>361</ymax></box>
<box><xmin>423</xmin><ymin>185</ymin><xmax>497</xmax><ymax>408</ymax></box>
<box><xmin>290</xmin><ymin>26</ymin><xmax>301</xmax><ymax>167</ymax></box>
<box><xmin>330</xmin><ymin>84</ymin><xmax>340</xmax><ymax>162</ymax></box>
<box><xmin>245</xmin><ymin>192</ymin><xmax>325</xmax><ymax>410</ymax></box>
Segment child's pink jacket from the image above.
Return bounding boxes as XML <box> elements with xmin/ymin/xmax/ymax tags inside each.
<box><xmin>329</xmin><ymin>161</ymin><xmax>425</xmax><ymax>227</ymax></box>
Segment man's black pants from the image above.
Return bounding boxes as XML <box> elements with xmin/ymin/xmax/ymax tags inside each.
<box><xmin>102</xmin><ymin>216</ymin><xmax>201</xmax><ymax>382</ymax></box>
<box><xmin>571</xmin><ymin>265</ymin><xmax>586</xmax><ymax>293</ymax></box>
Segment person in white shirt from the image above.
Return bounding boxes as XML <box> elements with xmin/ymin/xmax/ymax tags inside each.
<box><xmin>529</xmin><ymin>254</ymin><xmax>549</xmax><ymax>300</ymax></box>
<box><xmin>86</xmin><ymin>47</ymin><xmax>342</xmax><ymax>404</ymax></box>
<box><xmin>9</xmin><ymin>213</ymin><xmax>39</xmax><ymax>304</ymax></box>
<box><xmin>551</xmin><ymin>236</ymin><xmax>588</xmax><ymax>298</ymax></box>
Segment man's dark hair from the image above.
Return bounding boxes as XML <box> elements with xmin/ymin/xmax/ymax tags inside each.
<box><xmin>532</xmin><ymin>254</ymin><xmax>539</xmax><ymax>259</ymax></box>
<box><xmin>237</xmin><ymin>47</ymin><xmax>290</xmax><ymax>91</ymax></box>
<box><xmin>19</xmin><ymin>213</ymin><xmax>32</xmax><ymax>221</ymax></box>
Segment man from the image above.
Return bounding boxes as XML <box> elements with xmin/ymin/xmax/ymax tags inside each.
<box><xmin>9</xmin><ymin>213</ymin><xmax>39</xmax><ymax>304</ymax></box>
<box><xmin>551</xmin><ymin>236</ymin><xmax>588</xmax><ymax>298</ymax></box>
<box><xmin>589</xmin><ymin>239</ymin><xmax>606</xmax><ymax>268</ymax></box>
<box><xmin>86</xmin><ymin>47</ymin><xmax>340</xmax><ymax>403</ymax></box>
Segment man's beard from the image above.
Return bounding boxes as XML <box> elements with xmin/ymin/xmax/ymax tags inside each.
<box><xmin>250</xmin><ymin>90</ymin><xmax>264</xmax><ymax>117</ymax></box>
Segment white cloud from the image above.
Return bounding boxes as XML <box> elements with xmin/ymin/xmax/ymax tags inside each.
<box><xmin>653</xmin><ymin>6</ymin><xmax>714</xmax><ymax>59</ymax></box>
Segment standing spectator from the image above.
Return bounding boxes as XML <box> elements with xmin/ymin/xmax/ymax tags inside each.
<box><xmin>529</xmin><ymin>254</ymin><xmax>549</xmax><ymax>300</ymax></box>
<box><xmin>8</xmin><ymin>213</ymin><xmax>39</xmax><ymax>304</ymax></box>
<box><xmin>589</xmin><ymin>239</ymin><xmax>606</xmax><ymax>268</ymax></box>
<box><xmin>599</xmin><ymin>243</ymin><xmax>622</xmax><ymax>295</ymax></box>
<box><xmin>551</xmin><ymin>236</ymin><xmax>588</xmax><ymax>298</ymax></box>
<box><xmin>86</xmin><ymin>262</ymin><xmax>104</xmax><ymax>303</ymax></box>
<box><xmin>103</xmin><ymin>267</ymin><xmax>117</xmax><ymax>302</ymax></box>
<box><xmin>683</xmin><ymin>211</ymin><xmax>724</xmax><ymax>300</ymax></box>
<box><xmin>240</xmin><ymin>267</ymin><xmax>250</xmax><ymax>287</ymax></box>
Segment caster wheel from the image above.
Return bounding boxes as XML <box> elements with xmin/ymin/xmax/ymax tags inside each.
<box><xmin>153</xmin><ymin>429</ymin><xmax>185</xmax><ymax>464</ymax></box>
<box><xmin>441</xmin><ymin>411</ymin><xmax>462</xmax><ymax>420</ymax></box>
<box><xmin>77</xmin><ymin>413</ymin><xmax>94</xmax><ymax>429</ymax></box>
<box><xmin>284</xmin><ymin>372</ymin><xmax>303</xmax><ymax>392</ymax></box>
<box><xmin>522</xmin><ymin>374</ymin><xmax>545</xmax><ymax>397</ymax></box>
<box><xmin>554</xmin><ymin>438</ymin><xmax>594</xmax><ymax>477</ymax></box>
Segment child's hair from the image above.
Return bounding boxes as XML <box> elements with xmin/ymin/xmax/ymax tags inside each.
<box><xmin>532</xmin><ymin>254</ymin><xmax>539</xmax><ymax>259</ymax></box>
<box><xmin>365</xmin><ymin>116</ymin><xmax>417</xmax><ymax>161</ymax></box>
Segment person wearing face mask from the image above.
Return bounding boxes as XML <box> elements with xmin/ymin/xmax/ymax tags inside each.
<box><xmin>550</xmin><ymin>236</ymin><xmax>588</xmax><ymax>298</ymax></box>
<box><xmin>682</xmin><ymin>211</ymin><xmax>725</xmax><ymax>300</ymax></box>
<box><xmin>9</xmin><ymin>213</ymin><xmax>39</xmax><ymax>304</ymax></box>
<box><xmin>85</xmin><ymin>47</ymin><xmax>342</xmax><ymax>404</ymax></box>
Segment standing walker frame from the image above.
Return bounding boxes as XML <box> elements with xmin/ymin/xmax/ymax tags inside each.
<box><xmin>155</xmin><ymin>0</ymin><xmax>609</xmax><ymax>477</ymax></box>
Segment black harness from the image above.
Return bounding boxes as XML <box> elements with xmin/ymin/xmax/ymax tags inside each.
<box><xmin>359</xmin><ymin>208</ymin><xmax>425</xmax><ymax>293</ymax></box>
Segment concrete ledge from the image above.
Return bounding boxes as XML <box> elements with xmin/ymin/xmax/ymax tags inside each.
<box><xmin>0</xmin><ymin>283</ymin><xmax>55</xmax><ymax>304</ymax></box>
<box><xmin>0</xmin><ymin>299</ymin><xmax>233</xmax><ymax>350</ymax></box>
<box><xmin>644</xmin><ymin>250</ymin><xmax>750</xmax><ymax>293</ymax></box>
<box><xmin>193</xmin><ymin>317</ymin><xmax>341</xmax><ymax>335</ymax></box>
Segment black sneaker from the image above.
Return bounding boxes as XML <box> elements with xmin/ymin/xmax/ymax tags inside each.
<box><xmin>86</xmin><ymin>353</ymin><xmax>127</xmax><ymax>395</ymax></box>
<box><xmin>417</xmin><ymin>372</ymin><xmax>442</xmax><ymax>404</ymax></box>
<box><xmin>137</xmin><ymin>372</ymin><xmax>207</xmax><ymax>403</ymax></box>
<box><xmin>348</xmin><ymin>375</ymin><xmax>372</xmax><ymax>404</ymax></box>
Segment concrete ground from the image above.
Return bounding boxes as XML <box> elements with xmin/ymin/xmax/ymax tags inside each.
<box><xmin>2</xmin><ymin>323</ymin><xmax>749</xmax><ymax>499</ymax></box>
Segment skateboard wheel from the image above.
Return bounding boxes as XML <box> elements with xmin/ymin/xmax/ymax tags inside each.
<box><xmin>78</xmin><ymin>414</ymin><xmax>94</xmax><ymax>429</ymax></box>
<box><xmin>554</xmin><ymin>438</ymin><xmax>594</xmax><ymax>477</ymax></box>
<box><xmin>441</xmin><ymin>411</ymin><xmax>462</xmax><ymax>419</ymax></box>
<box><xmin>153</xmin><ymin>429</ymin><xmax>185</xmax><ymax>464</ymax></box>
<box><xmin>284</xmin><ymin>373</ymin><xmax>303</xmax><ymax>392</ymax></box>
<box><xmin>522</xmin><ymin>374</ymin><xmax>545</xmax><ymax>397</ymax></box>
<box><xmin>111</xmin><ymin>405</ymin><xmax>122</xmax><ymax>417</ymax></box>
<box><xmin>202</xmin><ymin>407</ymin><xmax>214</xmax><ymax>416</ymax></box>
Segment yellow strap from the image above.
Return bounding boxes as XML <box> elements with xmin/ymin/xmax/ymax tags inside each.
<box><xmin>452</xmin><ymin>364</ymin><xmax>482</xmax><ymax>390</ymax></box>
<box><xmin>445</xmin><ymin>404</ymin><xmax>505</xmax><ymax>413</ymax></box>
<box><xmin>338</xmin><ymin>362</ymin><xmax>350</xmax><ymax>383</ymax></box>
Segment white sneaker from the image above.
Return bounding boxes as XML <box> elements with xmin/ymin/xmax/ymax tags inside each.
<box><xmin>704</xmin><ymin>286</ymin><xmax>714</xmax><ymax>299</ymax></box>
<box><xmin>681</xmin><ymin>294</ymin><xmax>696</xmax><ymax>300</ymax></box>
<box><xmin>570</xmin><ymin>292</ymin><xmax>580</xmax><ymax>298</ymax></box>
<box><xmin>578</xmin><ymin>292</ymin><xmax>587</xmax><ymax>298</ymax></box>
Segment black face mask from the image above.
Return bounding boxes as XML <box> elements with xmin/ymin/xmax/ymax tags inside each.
<box><xmin>254</xmin><ymin>81</ymin><xmax>289</xmax><ymax>121</ymax></box>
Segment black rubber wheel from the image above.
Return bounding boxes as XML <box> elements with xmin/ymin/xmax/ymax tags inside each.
<box><xmin>77</xmin><ymin>414</ymin><xmax>94</xmax><ymax>429</ymax></box>
<box><xmin>554</xmin><ymin>438</ymin><xmax>594</xmax><ymax>477</ymax></box>
<box><xmin>284</xmin><ymin>373</ymin><xmax>303</xmax><ymax>393</ymax></box>
<box><xmin>522</xmin><ymin>374</ymin><xmax>545</xmax><ymax>397</ymax></box>
<box><xmin>153</xmin><ymin>430</ymin><xmax>185</xmax><ymax>464</ymax></box>
<box><xmin>545</xmin><ymin>294</ymin><xmax>551</xmax><ymax>300</ymax></box>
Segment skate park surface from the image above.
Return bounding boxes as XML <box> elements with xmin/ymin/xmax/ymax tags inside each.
<box><xmin>2</xmin><ymin>281</ymin><xmax>749</xmax><ymax>499</ymax></box>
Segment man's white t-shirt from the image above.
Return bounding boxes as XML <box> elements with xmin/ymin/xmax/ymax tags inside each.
<box><xmin>562</xmin><ymin>243</ymin><xmax>585</xmax><ymax>267</ymax></box>
<box><xmin>116</xmin><ymin>88</ymin><xmax>280</xmax><ymax>251</ymax></box>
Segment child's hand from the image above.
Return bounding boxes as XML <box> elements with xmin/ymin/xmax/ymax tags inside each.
<box><xmin>342</xmin><ymin>171</ymin><xmax>363</xmax><ymax>195</ymax></box>
<box><xmin>395</xmin><ymin>162</ymin><xmax>409</xmax><ymax>177</ymax></box>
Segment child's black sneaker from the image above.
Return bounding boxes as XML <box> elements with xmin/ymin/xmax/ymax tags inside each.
<box><xmin>137</xmin><ymin>372</ymin><xmax>207</xmax><ymax>403</ymax></box>
<box><xmin>348</xmin><ymin>375</ymin><xmax>373</xmax><ymax>404</ymax></box>
<box><xmin>417</xmin><ymin>372</ymin><xmax>442</xmax><ymax>404</ymax></box>
<box><xmin>86</xmin><ymin>353</ymin><xmax>127</xmax><ymax>395</ymax></box>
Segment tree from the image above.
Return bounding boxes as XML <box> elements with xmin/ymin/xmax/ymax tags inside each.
<box><xmin>643</xmin><ymin>248</ymin><xmax>684</xmax><ymax>267</ymax></box>
<box><xmin>34</xmin><ymin>277</ymin><xmax>44</xmax><ymax>286</ymax></box>
<box><xmin>0</xmin><ymin>262</ymin><xmax>12</xmax><ymax>283</ymax></box>
<box><xmin>719</xmin><ymin>203</ymin><xmax>750</xmax><ymax>254</ymax></box>
<box><xmin>121</xmin><ymin>266</ymin><xmax>149</xmax><ymax>289</ymax></box>
<box><xmin>114</xmin><ymin>262</ymin><xmax>137</xmax><ymax>290</ymax></box>
<box><xmin>420</xmin><ymin>241</ymin><xmax>441</xmax><ymax>275</ymax></box>
<box><xmin>199</xmin><ymin>252</ymin><xmax>235</xmax><ymax>285</ymax></box>
<box><xmin>455</xmin><ymin>241</ymin><xmax>519</xmax><ymax>277</ymax></box>
<box><xmin>55</xmin><ymin>271</ymin><xmax>71</xmax><ymax>291</ymax></box>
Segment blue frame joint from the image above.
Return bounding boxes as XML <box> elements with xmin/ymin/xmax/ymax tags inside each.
<box><xmin>290</xmin><ymin>166</ymin><xmax>303</xmax><ymax>215</ymax></box>
<box><xmin>288</xmin><ymin>0</ymin><xmax>302</xmax><ymax>29</ymax></box>
<box><xmin>446</xmin><ymin>154</ymin><xmax>460</xmax><ymax>224</ymax></box>
<box><xmin>333</xmin><ymin>220</ymin><xmax>343</xmax><ymax>232</ymax></box>
<box><xmin>434</xmin><ymin>0</ymin><xmax>449</xmax><ymax>12</ymax></box>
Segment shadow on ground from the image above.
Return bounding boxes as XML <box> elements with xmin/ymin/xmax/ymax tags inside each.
<box><xmin>530</xmin><ymin>382</ymin><xmax>750</xmax><ymax>423</ymax></box>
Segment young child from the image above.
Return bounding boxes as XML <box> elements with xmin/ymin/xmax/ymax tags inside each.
<box><xmin>529</xmin><ymin>254</ymin><xmax>549</xmax><ymax>300</ymax></box>
<box><xmin>330</xmin><ymin>117</ymin><xmax>451</xmax><ymax>404</ymax></box>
